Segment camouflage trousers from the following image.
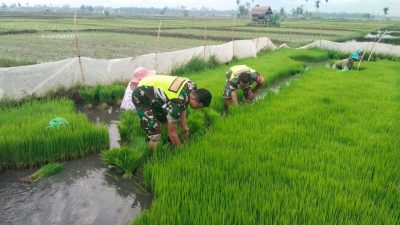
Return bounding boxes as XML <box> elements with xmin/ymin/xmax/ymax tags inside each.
<box><xmin>223</xmin><ymin>80</ymin><xmax>252</xmax><ymax>100</ymax></box>
<box><xmin>132</xmin><ymin>86</ymin><xmax>167</xmax><ymax>141</ymax></box>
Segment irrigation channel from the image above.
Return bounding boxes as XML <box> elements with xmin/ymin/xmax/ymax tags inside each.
<box><xmin>0</xmin><ymin>61</ymin><xmax>326</xmax><ymax>225</ymax></box>
<box><xmin>0</xmin><ymin>105</ymin><xmax>152</xmax><ymax>225</ymax></box>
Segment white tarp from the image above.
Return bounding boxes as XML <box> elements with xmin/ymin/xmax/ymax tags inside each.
<box><xmin>300</xmin><ymin>40</ymin><xmax>400</xmax><ymax>57</ymax></box>
<box><xmin>0</xmin><ymin>37</ymin><xmax>277</xmax><ymax>101</ymax></box>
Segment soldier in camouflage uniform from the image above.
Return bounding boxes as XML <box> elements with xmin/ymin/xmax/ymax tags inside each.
<box><xmin>224</xmin><ymin>65</ymin><xmax>265</xmax><ymax>111</ymax></box>
<box><xmin>132</xmin><ymin>75</ymin><xmax>212</xmax><ymax>153</ymax></box>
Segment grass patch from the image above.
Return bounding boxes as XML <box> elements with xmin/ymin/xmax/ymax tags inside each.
<box><xmin>289</xmin><ymin>48</ymin><xmax>330</xmax><ymax>62</ymax></box>
<box><xmin>0</xmin><ymin>98</ymin><xmax>109</xmax><ymax>170</ymax></box>
<box><xmin>0</xmin><ymin>58</ymin><xmax>36</xmax><ymax>67</ymax></box>
<box><xmin>389</xmin><ymin>32</ymin><xmax>400</xmax><ymax>37</ymax></box>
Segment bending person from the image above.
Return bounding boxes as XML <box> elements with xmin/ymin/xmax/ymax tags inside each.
<box><xmin>332</xmin><ymin>53</ymin><xmax>360</xmax><ymax>71</ymax></box>
<box><xmin>132</xmin><ymin>75</ymin><xmax>212</xmax><ymax>153</ymax></box>
<box><xmin>223</xmin><ymin>65</ymin><xmax>265</xmax><ymax>111</ymax></box>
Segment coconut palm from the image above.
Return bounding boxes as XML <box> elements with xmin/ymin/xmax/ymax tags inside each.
<box><xmin>315</xmin><ymin>0</ymin><xmax>321</xmax><ymax>12</ymax></box>
<box><xmin>383</xmin><ymin>7</ymin><xmax>389</xmax><ymax>16</ymax></box>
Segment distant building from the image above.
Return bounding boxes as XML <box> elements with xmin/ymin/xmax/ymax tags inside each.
<box><xmin>251</xmin><ymin>5</ymin><xmax>273</xmax><ymax>24</ymax></box>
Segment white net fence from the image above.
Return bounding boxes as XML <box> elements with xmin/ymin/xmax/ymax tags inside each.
<box><xmin>301</xmin><ymin>40</ymin><xmax>400</xmax><ymax>57</ymax></box>
<box><xmin>2</xmin><ymin>37</ymin><xmax>399</xmax><ymax>101</ymax></box>
<box><xmin>0</xmin><ymin>37</ymin><xmax>276</xmax><ymax>101</ymax></box>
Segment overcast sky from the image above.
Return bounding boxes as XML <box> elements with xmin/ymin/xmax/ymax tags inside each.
<box><xmin>2</xmin><ymin>0</ymin><xmax>399</xmax><ymax>16</ymax></box>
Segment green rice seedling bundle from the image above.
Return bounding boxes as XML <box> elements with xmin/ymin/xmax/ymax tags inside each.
<box><xmin>131</xmin><ymin>52</ymin><xmax>400</xmax><ymax>224</ymax></box>
<box><xmin>22</xmin><ymin>162</ymin><xmax>64</xmax><ymax>183</ymax></box>
<box><xmin>102</xmin><ymin>139</ymin><xmax>149</xmax><ymax>179</ymax></box>
<box><xmin>118</xmin><ymin>111</ymin><xmax>144</xmax><ymax>144</ymax></box>
<box><xmin>0</xmin><ymin>98</ymin><xmax>109</xmax><ymax>169</ymax></box>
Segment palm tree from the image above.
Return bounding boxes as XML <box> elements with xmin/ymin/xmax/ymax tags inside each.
<box><xmin>383</xmin><ymin>7</ymin><xmax>389</xmax><ymax>16</ymax></box>
<box><xmin>315</xmin><ymin>0</ymin><xmax>321</xmax><ymax>12</ymax></box>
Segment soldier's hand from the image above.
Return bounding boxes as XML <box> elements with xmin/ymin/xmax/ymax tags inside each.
<box><xmin>247</xmin><ymin>91</ymin><xmax>255</xmax><ymax>100</ymax></box>
<box><xmin>182</xmin><ymin>126</ymin><xmax>190</xmax><ymax>136</ymax></box>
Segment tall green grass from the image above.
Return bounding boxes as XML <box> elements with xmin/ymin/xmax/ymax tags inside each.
<box><xmin>0</xmin><ymin>98</ymin><xmax>109</xmax><ymax>169</ymax></box>
<box><xmin>130</xmin><ymin>50</ymin><xmax>400</xmax><ymax>224</ymax></box>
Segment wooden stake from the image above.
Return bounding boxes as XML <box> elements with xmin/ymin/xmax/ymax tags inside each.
<box><xmin>204</xmin><ymin>25</ymin><xmax>207</xmax><ymax>61</ymax></box>
<box><xmin>74</xmin><ymin>13</ymin><xmax>85</xmax><ymax>84</ymax></box>
<box><xmin>265</xmin><ymin>20</ymin><xmax>269</xmax><ymax>49</ymax></box>
<box><xmin>232</xmin><ymin>15</ymin><xmax>236</xmax><ymax>58</ymax></box>
<box><xmin>319</xmin><ymin>27</ymin><xmax>322</xmax><ymax>49</ymax></box>
<box><xmin>255</xmin><ymin>29</ymin><xmax>259</xmax><ymax>54</ymax></box>
<box><xmin>368</xmin><ymin>31</ymin><xmax>387</xmax><ymax>62</ymax></box>
<box><xmin>155</xmin><ymin>20</ymin><xmax>162</xmax><ymax>72</ymax></box>
<box><xmin>357</xmin><ymin>51</ymin><xmax>366</xmax><ymax>71</ymax></box>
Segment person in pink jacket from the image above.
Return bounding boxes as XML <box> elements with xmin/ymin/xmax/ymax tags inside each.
<box><xmin>120</xmin><ymin>67</ymin><xmax>156</xmax><ymax>111</ymax></box>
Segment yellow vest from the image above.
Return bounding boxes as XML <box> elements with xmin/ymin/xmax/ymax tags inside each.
<box><xmin>229</xmin><ymin>65</ymin><xmax>256</xmax><ymax>81</ymax></box>
<box><xmin>138</xmin><ymin>75</ymin><xmax>189</xmax><ymax>100</ymax></box>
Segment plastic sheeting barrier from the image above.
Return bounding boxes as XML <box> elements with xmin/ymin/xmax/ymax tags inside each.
<box><xmin>300</xmin><ymin>40</ymin><xmax>400</xmax><ymax>57</ymax></box>
<box><xmin>0</xmin><ymin>37</ymin><xmax>276</xmax><ymax>101</ymax></box>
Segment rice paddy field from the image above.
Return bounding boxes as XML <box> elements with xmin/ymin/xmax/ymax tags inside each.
<box><xmin>125</xmin><ymin>49</ymin><xmax>400</xmax><ymax>224</ymax></box>
<box><xmin>0</xmin><ymin>12</ymin><xmax>398</xmax><ymax>65</ymax></box>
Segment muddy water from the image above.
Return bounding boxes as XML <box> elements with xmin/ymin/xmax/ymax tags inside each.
<box><xmin>0</xmin><ymin>106</ymin><xmax>152</xmax><ymax>225</ymax></box>
<box><xmin>76</xmin><ymin>105</ymin><xmax>122</xmax><ymax>149</ymax></box>
<box><xmin>254</xmin><ymin>60</ymin><xmax>333</xmax><ymax>102</ymax></box>
<box><xmin>253</xmin><ymin>74</ymin><xmax>299</xmax><ymax>102</ymax></box>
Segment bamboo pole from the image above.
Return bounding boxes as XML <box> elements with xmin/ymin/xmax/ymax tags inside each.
<box><xmin>232</xmin><ymin>15</ymin><xmax>236</xmax><ymax>58</ymax></box>
<box><xmin>155</xmin><ymin>20</ymin><xmax>162</xmax><ymax>72</ymax></box>
<box><xmin>204</xmin><ymin>25</ymin><xmax>207</xmax><ymax>61</ymax></box>
<box><xmin>357</xmin><ymin>51</ymin><xmax>366</xmax><ymax>71</ymax></box>
<box><xmin>255</xmin><ymin>28</ymin><xmax>259</xmax><ymax>54</ymax></box>
<box><xmin>367</xmin><ymin>31</ymin><xmax>387</xmax><ymax>62</ymax></box>
<box><xmin>319</xmin><ymin>27</ymin><xmax>322</xmax><ymax>49</ymax></box>
<box><xmin>73</xmin><ymin>14</ymin><xmax>85</xmax><ymax>84</ymax></box>
<box><xmin>265</xmin><ymin>20</ymin><xmax>269</xmax><ymax>49</ymax></box>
